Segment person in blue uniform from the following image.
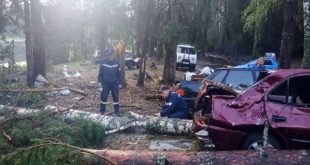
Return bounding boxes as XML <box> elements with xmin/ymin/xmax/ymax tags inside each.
<box><xmin>156</xmin><ymin>86</ymin><xmax>189</xmax><ymax>119</ymax></box>
<box><xmin>98</xmin><ymin>48</ymin><xmax>123</xmax><ymax>116</ymax></box>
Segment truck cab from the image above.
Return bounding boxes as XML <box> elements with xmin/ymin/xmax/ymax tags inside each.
<box><xmin>176</xmin><ymin>44</ymin><xmax>197</xmax><ymax>71</ymax></box>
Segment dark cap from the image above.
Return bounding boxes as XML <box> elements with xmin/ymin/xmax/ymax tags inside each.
<box><xmin>106</xmin><ymin>48</ymin><xmax>114</xmax><ymax>56</ymax></box>
<box><xmin>159</xmin><ymin>85</ymin><xmax>169</xmax><ymax>93</ymax></box>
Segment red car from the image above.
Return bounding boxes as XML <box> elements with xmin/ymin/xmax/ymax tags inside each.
<box><xmin>193</xmin><ymin>69</ymin><xmax>310</xmax><ymax>150</ymax></box>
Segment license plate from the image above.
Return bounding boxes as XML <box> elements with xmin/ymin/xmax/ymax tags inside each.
<box><xmin>183</xmin><ymin>62</ymin><xmax>189</xmax><ymax>64</ymax></box>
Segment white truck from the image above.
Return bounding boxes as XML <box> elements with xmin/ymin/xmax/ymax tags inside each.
<box><xmin>176</xmin><ymin>44</ymin><xmax>197</xmax><ymax>71</ymax></box>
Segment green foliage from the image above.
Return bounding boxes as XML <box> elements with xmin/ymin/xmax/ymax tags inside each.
<box><xmin>0</xmin><ymin>112</ymin><xmax>106</xmax><ymax>164</ymax></box>
<box><xmin>0</xmin><ymin>83</ymin><xmax>46</xmax><ymax>108</ymax></box>
<box><xmin>0</xmin><ymin>144</ymin><xmax>86</xmax><ymax>165</ymax></box>
<box><xmin>243</xmin><ymin>0</ymin><xmax>278</xmax><ymax>34</ymax></box>
<box><xmin>43</xmin><ymin>119</ymin><xmax>105</xmax><ymax>148</ymax></box>
<box><xmin>0</xmin><ymin>43</ymin><xmax>14</xmax><ymax>60</ymax></box>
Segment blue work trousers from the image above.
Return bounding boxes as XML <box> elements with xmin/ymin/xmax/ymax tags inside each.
<box><xmin>100</xmin><ymin>82</ymin><xmax>119</xmax><ymax>115</ymax></box>
<box><xmin>168</xmin><ymin>111</ymin><xmax>188</xmax><ymax>119</ymax></box>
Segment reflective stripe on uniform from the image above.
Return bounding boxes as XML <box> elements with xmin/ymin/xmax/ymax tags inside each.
<box><xmin>113</xmin><ymin>102</ymin><xmax>119</xmax><ymax>105</ymax></box>
<box><xmin>102</xmin><ymin>64</ymin><xmax>119</xmax><ymax>68</ymax></box>
<box><xmin>165</xmin><ymin>102</ymin><xmax>172</xmax><ymax>106</ymax></box>
<box><xmin>101</xmin><ymin>102</ymin><xmax>107</xmax><ymax>105</ymax></box>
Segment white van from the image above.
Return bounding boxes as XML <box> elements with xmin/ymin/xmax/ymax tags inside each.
<box><xmin>176</xmin><ymin>44</ymin><xmax>197</xmax><ymax>71</ymax></box>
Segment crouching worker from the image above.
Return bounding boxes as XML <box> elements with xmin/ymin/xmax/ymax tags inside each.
<box><xmin>156</xmin><ymin>86</ymin><xmax>189</xmax><ymax>119</ymax></box>
<box><xmin>98</xmin><ymin>48</ymin><xmax>124</xmax><ymax>116</ymax></box>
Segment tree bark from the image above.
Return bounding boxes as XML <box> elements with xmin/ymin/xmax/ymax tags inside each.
<box><xmin>302</xmin><ymin>0</ymin><xmax>310</xmax><ymax>68</ymax></box>
<box><xmin>23</xmin><ymin>0</ymin><xmax>34</xmax><ymax>87</ymax></box>
<box><xmin>137</xmin><ymin>0</ymin><xmax>154</xmax><ymax>87</ymax></box>
<box><xmin>30</xmin><ymin>0</ymin><xmax>46</xmax><ymax>78</ymax></box>
<box><xmin>162</xmin><ymin>43</ymin><xmax>176</xmax><ymax>85</ymax></box>
<box><xmin>0</xmin><ymin>105</ymin><xmax>193</xmax><ymax>135</ymax></box>
<box><xmin>90</xmin><ymin>149</ymin><xmax>310</xmax><ymax>165</ymax></box>
<box><xmin>279</xmin><ymin>0</ymin><xmax>298</xmax><ymax>69</ymax></box>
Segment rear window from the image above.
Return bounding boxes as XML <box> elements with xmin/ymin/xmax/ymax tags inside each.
<box><xmin>180</xmin><ymin>47</ymin><xmax>195</xmax><ymax>54</ymax></box>
<box><xmin>208</xmin><ymin>70</ymin><xmax>228</xmax><ymax>83</ymax></box>
<box><xmin>224</xmin><ymin>70</ymin><xmax>254</xmax><ymax>87</ymax></box>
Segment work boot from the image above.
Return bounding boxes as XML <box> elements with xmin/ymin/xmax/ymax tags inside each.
<box><xmin>99</xmin><ymin>103</ymin><xmax>106</xmax><ymax>115</ymax></box>
<box><xmin>115</xmin><ymin>112</ymin><xmax>121</xmax><ymax>117</ymax></box>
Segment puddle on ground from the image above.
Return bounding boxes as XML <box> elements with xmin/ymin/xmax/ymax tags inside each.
<box><xmin>101</xmin><ymin>126</ymin><xmax>205</xmax><ymax>151</ymax></box>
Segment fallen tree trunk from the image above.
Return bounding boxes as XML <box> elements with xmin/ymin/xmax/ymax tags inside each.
<box><xmin>0</xmin><ymin>105</ymin><xmax>193</xmax><ymax>135</ymax></box>
<box><xmin>89</xmin><ymin>149</ymin><xmax>310</xmax><ymax>165</ymax></box>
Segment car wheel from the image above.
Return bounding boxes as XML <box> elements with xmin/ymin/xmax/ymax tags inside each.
<box><xmin>240</xmin><ymin>133</ymin><xmax>281</xmax><ymax>150</ymax></box>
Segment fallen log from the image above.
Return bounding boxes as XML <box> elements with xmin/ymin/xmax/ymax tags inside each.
<box><xmin>128</xmin><ymin>112</ymin><xmax>193</xmax><ymax>134</ymax></box>
<box><xmin>0</xmin><ymin>87</ymin><xmax>88</xmax><ymax>96</ymax></box>
<box><xmin>0</xmin><ymin>88</ymin><xmax>64</xmax><ymax>93</ymax></box>
<box><xmin>0</xmin><ymin>105</ymin><xmax>193</xmax><ymax>135</ymax></box>
<box><xmin>90</xmin><ymin>149</ymin><xmax>310</xmax><ymax>165</ymax></box>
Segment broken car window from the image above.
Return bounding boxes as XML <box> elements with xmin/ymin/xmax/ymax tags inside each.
<box><xmin>288</xmin><ymin>76</ymin><xmax>310</xmax><ymax>106</ymax></box>
<box><xmin>268</xmin><ymin>81</ymin><xmax>288</xmax><ymax>104</ymax></box>
<box><xmin>208</xmin><ymin>70</ymin><xmax>227</xmax><ymax>83</ymax></box>
<box><xmin>224</xmin><ymin>71</ymin><xmax>254</xmax><ymax>87</ymax></box>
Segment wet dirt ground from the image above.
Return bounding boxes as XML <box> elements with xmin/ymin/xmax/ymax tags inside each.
<box><xmin>45</xmin><ymin>59</ymin><xmax>205</xmax><ymax>151</ymax></box>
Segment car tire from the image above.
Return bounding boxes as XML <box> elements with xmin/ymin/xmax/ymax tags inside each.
<box><xmin>240</xmin><ymin>132</ymin><xmax>281</xmax><ymax>150</ymax></box>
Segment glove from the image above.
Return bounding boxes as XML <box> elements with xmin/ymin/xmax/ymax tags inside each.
<box><xmin>98</xmin><ymin>83</ymin><xmax>102</xmax><ymax>91</ymax></box>
<box><xmin>155</xmin><ymin>113</ymin><xmax>161</xmax><ymax>117</ymax></box>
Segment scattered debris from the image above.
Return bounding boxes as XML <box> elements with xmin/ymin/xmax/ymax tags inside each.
<box><xmin>150</xmin><ymin>62</ymin><xmax>159</xmax><ymax>71</ymax></box>
<box><xmin>150</xmin><ymin>140</ymin><xmax>192</xmax><ymax>151</ymax></box>
<box><xmin>200</xmin><ymin>66</ymin><xmax>214</xmax><ymax>76</ymax></box>
<box><xmin>68</xmin><ymin>87</ymin><xmax>88</xmax><ymax>96</ymax></box>
<box><xmin>184</xmin><ymin>72</ymin><xmax>196</xmax><ymax>81</ymax></box>
<box><xmin>63</xmin><ymin>65</ymin><xmax>81</xmax><ymax>78</ymax></box>
<box><xmin>34</xmin><ymin>74</ymin><xmax>48</xmax><ymax>88</ymax></box>
<box><xmin>60</xmin><ymin>88</ymin><xmax>70</xmax><ymax>96</ymax></box>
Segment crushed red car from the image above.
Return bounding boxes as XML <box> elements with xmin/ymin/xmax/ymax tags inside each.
<box><xmin>193</xmin><ymin>69</ymin><xmax>310</xmax><ymax>150</ymax></box>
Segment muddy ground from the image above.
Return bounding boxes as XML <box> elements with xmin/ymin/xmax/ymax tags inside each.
<box><xmin>45</xmin><ymin>59</ymin><xmax>202</xmax><ymax>151</ymax></box>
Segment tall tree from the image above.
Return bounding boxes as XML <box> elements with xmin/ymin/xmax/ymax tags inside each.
<box><xmin>31</xmin><ymin>0</ymin><xmax>46</xmax><ymax>78</ymax></box>
<box><xmin>136</xmin><ymin>0</ymin><xmax>154</xmax><ymax>87</ymax></box>
<box><xmin>279</xmin><ymin>0</ymin><xmax>298</xmax><ymax>68</ymax></box>
<box><xmin>302</xmin><ymin>0</ymin><xmax>310</xmax><ymax>68</ymax></box>
<box><xmin>23</xmin><ymin>0</ymin><xmax>34</xmax><ymax>87</ymax></box>
<box><xmin>162</xmin><ymin>0</ymin><xmax>180</xmax><ymax>85</ymax></box>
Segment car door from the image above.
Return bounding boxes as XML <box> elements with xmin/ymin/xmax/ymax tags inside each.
<box><xmin>265</xmin><ymin>75</ymin><xmax>310</xmax><ymax>149</ymax></box>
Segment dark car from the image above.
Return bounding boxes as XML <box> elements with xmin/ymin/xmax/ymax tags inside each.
<box><xmin>175</xmin><ymin>68</ymin><xmax>262</xmax><ymax>111</ymax></box>
<box><xmin>93</xmin><ymin>51</ymin><xmax>103</xmax><ymax>64</ymax></box>
<box><xmin>193</xmin><ymin>69</ymin><xmax>310</xmax><ymax>150</ymax></box>
<box><xmin>125</xmin><ymin>53</ymin><xmax>140</xmax><ymax>69</ymax></box>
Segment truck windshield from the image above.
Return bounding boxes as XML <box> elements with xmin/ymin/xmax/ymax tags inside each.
<box><xmin>180</xmin><ymin>47</ymin><xmax>195</xmax><ymax>54</ymax></box>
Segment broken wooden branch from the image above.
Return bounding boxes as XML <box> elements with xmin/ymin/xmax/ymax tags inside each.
<box><xmin>146</xmin><ymin>71</ymin><xmax>156</xmax><ymax>81</ymax></box>
<box><xmin>0</xmin><ymin>88</ymin><xmax>64</xmax><ymax>93</ymax></box>
<box><xmin>0</xmin><ymin>87</ymin><xmax>88</xmax><ymax>96</ymax></box>
<box><xmin>68</xmin><ymin>87</ymin><xmax>88</xmax><ymax>96</ymax></box>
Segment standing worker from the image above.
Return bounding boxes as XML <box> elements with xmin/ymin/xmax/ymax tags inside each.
<box><xmin>98</xmin><ymin>48</ymin><xmax>124</xmax><ymax>116</ymax></box>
